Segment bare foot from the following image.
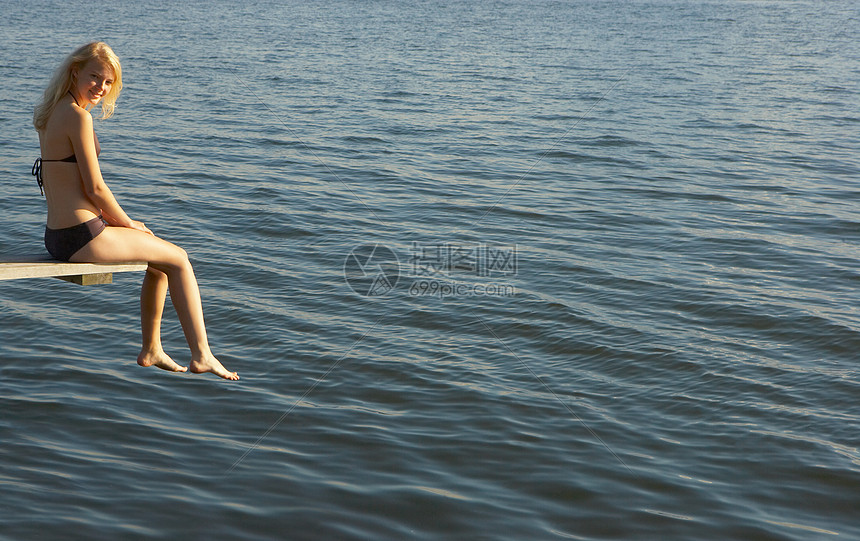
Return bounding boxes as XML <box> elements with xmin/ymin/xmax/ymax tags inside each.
<box><xmin>189</xmin><ymin>354</ymin><xmax>239</xmax><ymax>381</ymax></box>
<box><xmin>138</xmin><ymin>348</ymin><xmax>188</xmax><ymax>373</ymax></box>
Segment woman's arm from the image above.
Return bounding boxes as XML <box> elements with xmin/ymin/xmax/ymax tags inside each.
<box><xmin>100</xmin><ymin>209</ymin><xmax>126</xmax><ymax>227</ymax></box>
<box><xmin>70</xmin><ymin>109</ymin><xmax>151</xmax><ymax>234</ymax></box>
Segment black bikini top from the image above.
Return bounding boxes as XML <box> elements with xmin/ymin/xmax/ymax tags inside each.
<box><xmin>31</xmin><ymin>91</ymin><xmax>101</xmax><ymax>196</ymax></box>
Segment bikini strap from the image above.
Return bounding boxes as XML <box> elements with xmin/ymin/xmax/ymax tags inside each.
<box><xmin>31</xmin><ymin>158</ymin><xmax>44</xmax><ymax>196</ymax></box>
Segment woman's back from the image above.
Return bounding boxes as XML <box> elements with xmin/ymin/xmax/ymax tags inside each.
<box><xmin>38</xmin><ymin>101</ymin><xmax>102</xmax><ymax>230</ymax></box>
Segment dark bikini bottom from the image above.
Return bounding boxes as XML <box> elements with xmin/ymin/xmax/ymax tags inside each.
<box><xmin>44</xmin><ymin>215</ymin><xmax>106</xmax><ymax>262</ymax></box>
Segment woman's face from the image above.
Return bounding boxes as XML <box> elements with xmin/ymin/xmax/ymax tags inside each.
<box><xmin>72</xmin><ymin>58</ymin><xmax>115</xmax><ymax>107</ymax></box>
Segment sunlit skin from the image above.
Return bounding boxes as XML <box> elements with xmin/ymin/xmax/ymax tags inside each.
<box><xmin>39</xmin><ymin>57</ymin><xmax>238</xmax><ymax>380</ymax></box>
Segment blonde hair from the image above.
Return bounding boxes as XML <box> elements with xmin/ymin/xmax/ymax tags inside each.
<box><xmin>33</xmin><ymin>42</ymin><xmax>123</xmax><ymax>131</ymax></box>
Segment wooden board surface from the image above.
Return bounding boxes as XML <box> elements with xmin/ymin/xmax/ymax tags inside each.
<box><xmin>0</xmin><ymin>257</ymin><xmax>147</xmax><ymax>283</ymax></box>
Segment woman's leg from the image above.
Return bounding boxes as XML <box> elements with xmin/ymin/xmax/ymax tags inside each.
<box><xmin>72</xmin><ymin>226</ymin><xmax>238</xmax><ymax>380</ymax></box>
<box><xmin>137</xmin><ymin>266</ymin><xmax>187</xmax><ymax>372</ymax></box>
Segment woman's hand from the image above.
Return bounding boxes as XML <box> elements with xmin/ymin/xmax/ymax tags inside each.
<box><xmin>129</xmin><ymin>220</ymin><xmax>153</xmax><ymax>236</ymax></box>
<box><xmin>102</xmin><ymin>209</ymin><xmax>152</xmax><ymax>235</ymax></box>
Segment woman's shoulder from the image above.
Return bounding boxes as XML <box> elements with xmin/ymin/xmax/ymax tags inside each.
<box><xmin>49</xmin><ymin>101</ymin><xmax>93</xmax><ymax>132</ymax></box>
<box><xmin>67</xmin><ymin>102</ymin><xmax>93</xmax><ymax>124</ymax></box>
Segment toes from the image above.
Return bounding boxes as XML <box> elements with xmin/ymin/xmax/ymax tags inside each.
<box><xmin>216</xmin><ymin>368</ymin><xmax>239</xmax><ymax>381</ymax></box>
<box><xmin>188</xmin><ymin>359</ymin><xmax>238</xmax><ymax>380</ymax></box>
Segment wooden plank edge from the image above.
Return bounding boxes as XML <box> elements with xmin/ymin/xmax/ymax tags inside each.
<box><xmin>0</xmin><ymin>260</ymin><xmax>148</xmax><ymax>283</ymax></box>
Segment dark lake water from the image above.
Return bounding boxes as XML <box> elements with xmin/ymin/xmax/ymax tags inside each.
<box><xmin>1</xmin><ymin>0</ymin><xmax>858</xmax><ymax>539</ymax></box>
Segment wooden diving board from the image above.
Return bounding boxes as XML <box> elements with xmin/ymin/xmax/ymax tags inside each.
<box><xmin>0</xmin><ymin>257</ymin><xmax>148</xmax><ymax>286</ymax></box>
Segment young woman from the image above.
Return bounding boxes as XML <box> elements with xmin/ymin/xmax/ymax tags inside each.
<box><xmin>33</xmin><ymin>42</ymin><xmax>238</xmax><ymax>380</ymax></box>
